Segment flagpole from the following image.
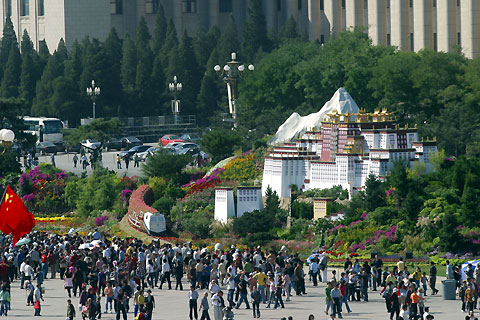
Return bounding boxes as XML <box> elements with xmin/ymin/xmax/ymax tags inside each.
<box><xmin>0</xmin><ymin>185</ymin><xmax>8</xmax><ymax>205</ymax></box>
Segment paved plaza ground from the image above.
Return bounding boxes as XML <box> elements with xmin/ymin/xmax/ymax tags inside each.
<box><xmin>5</xmin><ymin>271</ymin><xmax>462</xmax><ymax>319</ymax></box>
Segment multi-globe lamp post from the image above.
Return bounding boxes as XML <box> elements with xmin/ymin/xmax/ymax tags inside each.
<box><xmin>86</xmin><ymin>80</ymin><xmax>101</xmax><ymax>119</ymax></box>
<box><xmin>168</xmin><ymin>76</ymin><xmax>182</xmax><ymax>125</ymax></box>
<box><xmin>0</xmin><ymin>129</ymin><xmax>15</xmax><ymax>153</ymax></box>
<box><xmin>214</xmin><ymin>52</ymin><xmax>254</xmax><ymax>128</ymax></box>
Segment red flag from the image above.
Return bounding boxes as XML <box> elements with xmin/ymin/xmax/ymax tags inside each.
<box><xmin>0</xmin><ymin>186</ymin><xmax>35</xmax><ymax>246</ymax></box>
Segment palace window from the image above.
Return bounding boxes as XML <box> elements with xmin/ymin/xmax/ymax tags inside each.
<box><xmin>111</xmin><ymin>0</ymin><xmax>123</xmax><ymax>14</ymax></box>
<box><xmin>21</xmin><ymin>0</ymin><xmax>29</xmax><ymax>16</ymax></box>
<box><xmin>277</xmin><ymin>0</ymin><xmax>281</xmax><ymax>11</ymax></box>
<box><xmin>38</xmin><ymin>0</ymin><xmax>44</xmax><ymax>16</ymax></box>
<box><xmin>5</xmin><ymin>0</ymin><xmax>11</xmax><ymax>17</ymax></box>
<box><xmin>219</xmin><ymin>0</ymin><xmax>232</xmax><ymax>12</ymax></box>
<box><xmin>320</xmin><ymin>0</ymin><xmax>324</xmax><ymax>10</ymax></box>
<box><xmin>298</xmin><ymin>0</ymin><xmax>302</xmax><ymax>10</ymax></box>
<box><xmin>182</xmin><ymin>0</ymin><xmax>197</xmax><ymax>13</ymax></box>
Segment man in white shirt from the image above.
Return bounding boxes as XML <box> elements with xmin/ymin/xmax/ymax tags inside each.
<box><xmin>446</xmin><ymin>260</ymin><xmax>453</xmax><ymax>280</ymax></box>
<box><xmin>310</xmin><ymin>258</ymin><xmax>319</xmax><ymax>286</ymax></box>
<box><xmin>211</xmin><ymin>291</ymin><xmax>224</xmax><ymax>320</ymax></box>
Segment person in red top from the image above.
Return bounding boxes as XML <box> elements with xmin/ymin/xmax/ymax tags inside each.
<box><xmin>47</xmin><ymin>251</ymin><xmax>57</xmax><ymax>279</ymax></box>
<box><xmin>0</xmin><ymin>260</ymin><xmax>8</xmax><ymax>283</ymax></box>
<box><xmin>339</xmin><ymin>279</ymin><xmax>352</xmax><ymax>313</ymax></box>
<box><xmin>410</xmin><ymin>287</ymin><xmax>424</xmax><ymax>320</ymax></box>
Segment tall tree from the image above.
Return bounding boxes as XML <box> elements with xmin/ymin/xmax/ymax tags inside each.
<box><xmin>20</xmin><ymin>30</ymin><xmax>35</xmax><ymax>57</ymax></box>
<box><xmin>279</xmin><ymin>15</ymin><xmax>299</xmax><ymax>42</ymax></box>
<box><xmin>0</xmin><ymin>17</ymin><xmax>17</xmax><ymax>82</ymax></box>
<box><xmin>160</xmin><ymin>19</ymin><xmax>178</xmax><ymax>67</ymax></box>
<box><xmin>0</xmin><ymin>44</ymin><xmax>21</xmax><ymax>98</ymax></box>
<box><xmin>19</xmin><ymin>52</ymin><xmax>36</xmax><ymax>113</ymax></box>
<box><xmin>152</xmin><ymin>4</ymin><xmax>167</xmax><ymax>54</ymax></box>
<box><xmin>103</xmin><ymin>28</ymin><xmax>123</xmax><ymax>116</ymax></box>
<box><xmin>177</xmin><ymin>30</ymin><xmax>201</xmax><ymax>115</ymax></box>
<box><xmin>217</xmin><ymin>15</ymin><xmax>240</xmax><ymax>65</ymax></box>
<box><xmin>151</xmin><ymin>54</ymin><xmax>167</xmax><ymax>115</ymax></box>
<box><xmin>120</xmin><ymin>34</ymin><xmax>137</xmax><ymax>96</ymax></box>
<box><xmin>241</xmin><ymin>0</ymin><xmax>271</xmax><ymax>62</ymax></box>
<box><xmin>193</xmin><ymin>26</ymin><xmax>220</xmax><ymax>74</ymax></box>
<box><xmin>196</xmin><ymin>48</ymin><xmax>222</xmax><ymax>124</ymax></box>
<box><xmin>64</xmin><ymin>41</ymin><xmax>83</xmax><ymax>84</ymax></box>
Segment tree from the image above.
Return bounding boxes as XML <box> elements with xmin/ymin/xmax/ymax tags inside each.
<box><xmin>461</xmin><ymin>172</ymin><xmax>480</xmax><ymax>227</ymax></box>
<box><xmin>176</xmin><ymin>31</ymin><xmax>201</xmax><ymax>115</ymax></box>
<box><xmin>196</xmin><ymin>48</ymin><xmax>222</xmax><ymax>124</ymax></box>
<box><xmin>364</xmin><ymin>174</ymin><xmax>385</xmax><ymax>212</ymax></box>
<box><xmin>241</xmin><ymin>0</ymin><xmax>271</xmax><ymax>62</ymax></box>
<box><xmin>103</xmin><ymin>28</ymin><xmax>123</xmax><ymax>116</ymax></box>
<box><xmin>160</xmin><ymin>19</ymin><xmax>178</xmax><ymax>67</ymax></box>
<box><xmin>200</xmin><ymin>129</ymin><xmax>242</xmax><ymax>163</ymax></box>
<box><xmin>20</xmin><ymin>30</ymin><xmax>35</xmax><ymax>57</ymax></box>
<box><xmin>0</xmin><ymin>98</ymin><xmax>36</xmax><ymax>148</ymax></box>
<box><xmin>0</xmin><ymin>43</ymin><xmax>21</xmax><ymax>98</ymax></box>
<box><xmin>217</xmin><ymin>15</ymin><xmax>240</xmax><ymax>65</ymax></box>
<box><xmin>65</xmin><ymin>118</ymin><xmax>120</xmax><ymax>149</ymax></box>
<box><xmin>120</xmin><ymin>33</ymin><xmax>137</xmax><ymax>108</ymax></box>
<box><xmin>0</xmin><ymin>17</ymin><xmax>17</xmax><ymax>82</ymax></box>
<box><xmin>193</xmin><ymin>26</ymin><xmax>220</xmax><ymax>74</ymax></box>
<box><xmin>279</xmin><ymin>15</ymin><xmax>299</xmax><ymax>42</ymax></box>
<box><xmin>152</xmin><ymin>4</ymin><xmax>167</xmax><ymax>54</ymax></box>
<box><xmin>19</xmin><ymin>52</ymin><xmax>36</xmax><ymax>113</ymax></box>
<box><xmin>151</xmin><ymin>54</ymin><xmax>167</xmax><ymax>115</ymax></box>
<box><xmin>141</xmin><ymin>150</ymin><xmax>192</xmax><ymax>181</ymax></box>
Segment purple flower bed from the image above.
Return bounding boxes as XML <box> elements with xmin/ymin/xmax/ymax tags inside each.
<box><xmin>95</xmin><ymin>216</ymin><xmax>108</xmax><ymax>226</ymax></box>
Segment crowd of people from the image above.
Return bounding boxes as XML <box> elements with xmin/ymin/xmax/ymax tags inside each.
<box><xmin>0</xmin><ymin>229</ymin><xmax>467</xmax><ymax>320</ymax></box>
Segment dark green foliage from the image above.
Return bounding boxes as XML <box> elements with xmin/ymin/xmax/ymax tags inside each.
<box><xmin>217</xmin><ymin>15</ymin><xmax>240</xmax><ymax>64</ymax></box>
<box><xmin>0</xmin><ymin>17</ymin><xmax>17</xmax><ymax>82</ymax></box>
<box><xmin>152</xmin><ymin>197</ymin><xmax>175</xmax><ymax>214</ymax></box>
<box><xmin>152</xmin><ymin>5</ymin><xmax>167</xmax><ymax>54</ymax></box>
<box><xmin>291</xmin><ymin>201</ymin><xmax>313</xmax><ymax>219</ymax></box>
<box><xmin>0</xmin><ymin>152</ymin><xmax>21</xmax><ymax>177</ymax></box>
<box><xmin>65</xmin><ymin>118</ymin><xmax>120</xmax><ymax>148</ymax></box>
<box><xmin>0</xmin><ymin>43</ymin><xmax>21</xmax><ymax>98</ymax></box>
<box><xmin>279</xmin><ymin>16</ymin><xmax>300</xmax><ymax>42</ymax></box>
<box><xmin>141</xmin><ymin>150</ymin><xmax>192</xmax><ymax>181</ymax></box>
<box><xmin>0</xmin><ymin>98</ymin><xmax>36</xmax><ymax>148</ymax></box>
<box><xmin>176</xmin><ymin>31</ymin><xmax>201</xmax><ymax>115</ymax></box>
<box><xmin>364</xmin><ymin>174</ymin><xmax>385</xmax><ymax>212</ymax></box>
<box><xmin>200</xmin><ymin>129</ymin><xmax>242</xmax><ymax>163</ymax></box>
<box><xmin>241</xmin><ymin>0</ymin><xmax>271</xmax><ymax>62</ymax></box>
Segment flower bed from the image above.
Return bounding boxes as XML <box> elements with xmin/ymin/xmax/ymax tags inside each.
<box><xmin>182</xmin><ymin>168</ymin><xmax>224</xmax><ymax>195</ymax></box>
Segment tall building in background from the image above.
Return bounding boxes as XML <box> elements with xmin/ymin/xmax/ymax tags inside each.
<box><xmin>0</xmin><ymin>0</ymin><xmax>479</xmax><ymax>58</ymax></box>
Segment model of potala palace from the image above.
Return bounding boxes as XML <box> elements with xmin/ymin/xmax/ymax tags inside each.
<box><xmin>261</xmin><ymin>90</ymin><xmax>437</xmax><ymax>199</ymax></box>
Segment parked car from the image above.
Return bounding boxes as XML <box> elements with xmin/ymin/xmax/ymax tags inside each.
<box><xmin>137</xmin><ymin>146</ymin><xmax>161</xmax><ymax>161</ymax></box>
<box><xmin>80</xmin><ymin>139</ymin><xmax>102</xmax><ymax>150</ymax></box>
<box><xmin>119</xmin><ymin>145</ymin><xmax>151</xmax><ymax>159</ymax></box>
<box><xmin>36</xmin><ymin>142</ymin><xmax>57</xmax><ymax>155</ymax></box>
<box><xmin>121</xmin><ymin>137</ymin><xmax>143</xmax><ymax>149</ymax></box>
<box><xmin>163</xmin><ymin>142</ymin><xmax>184</xmax><ymax>150</ymax></box>
<box><xmin>180</xmin><ymin>133</ymin><xmax>201</xmax><ymax>143</ymax></box>
<box><xmin>159</xmin><ymin>134</ymin><xmax>184</xmax><ymax>146</ymax></box>
<box><xmin>173</xmin><ymin>143</ymin><xmax>199</xmax><ymax>154</ymax></box>
<box><xmin>105</xmin><ymin>138</ymin><xmax>123</xmax><ymax>151</ymax></box>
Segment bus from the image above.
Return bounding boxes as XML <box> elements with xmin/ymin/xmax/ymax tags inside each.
<box><xmin>23</xmin><ymin>116</ymin><xmax>64</xmax><ymax>150</ymax></box>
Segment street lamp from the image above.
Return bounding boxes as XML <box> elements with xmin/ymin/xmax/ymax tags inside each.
<box><xmin>86</xmin><ymin>80</ymin><xmax>101</xmax><ymax>119</ymax></box>
<box><xmin>214</xmin><ymin>52</ymin><xmax>254</xmax><ymax>127</ymax></box>
<box><xmin>0</xmin><ymin>128</ymin><xmax>15</xmax><ymax>153</ymax></box>
<box><xmin>169</xmin><ymin>76</ymin><xmax>182</xmax><ymax>125</ymax></box>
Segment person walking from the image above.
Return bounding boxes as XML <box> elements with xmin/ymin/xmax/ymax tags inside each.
<box><xmin>235</xmin><ymin>273</ymin><xmax>250</xmax><ymax>309</ymax></box>
<box><xmin>66</xmin><ymin>299</ymin><xmax>76</xmax><ymax>320</ymax></box>
<box><xmin>410</xmin><ymin>287</ymin><xmax>424</xmax><ymax>320</ymax></box>
<box><xmin>51</xmin><ymin>153</ymin><xmax>56</xmax><ymax>167</ymax></box>
<box><xmin>325</xmin><ymin>282</ymin><xmax>333</xmax><ymax>315</ymax></box>
<box><xmin>73</xmin><ymin>154</ymin><xmax>78</xmax><ymax>168</ymax></box>
<box><xmin>189</xmin><ymin>286</ymin><xmax>199</xmax><ymax>320</ymax></box>
<box><xmin>211</xmin><ymin>291</ymin><xmax>224</xmax><ymax>320</ymax></box>
<box><xmin>145</xmin><ymin>289</ymin><xmax>155</xmax><ymax>320</ymax></box>
<box><xmin>116</xmin><ymin>154</ymin><xmax>122</xmax><ymax>169</ymax></box>
<box><xmin>331</xmin><ymin>283</ymin><xmax>343</xmax><ymax>319</ymax></box>
<box><xmin>81</xmin><ymin>154</ymin><xmax>88</xmax><ymax>170</ymax></box>
<box><xmin>115</xmin><ymin>287</ymin><xmax>127</xmax><ymax>320</ymax></box>
<box><xmin>251</xmin><ymin>287</ymin><xmax>261</xmax><ymax>318</ymax></box>
<box><xmin>274</xmin><ymin>274</ymin><xmax>285</xmax><ymax>309</ymax></box>
<box><xmin>34</xmin><ymin>283</ymin><xmax>43</xmax><ymax>316</ymax></box>
<box><xmin>160</xmin><ymin>258</ymin><xmax>172</xmax><ymax>289</ymax></box>
<box><xmin>310</xmin><ymin>258</ymin><xmax>319</xmax><ymax>286</ymax></box>
<box><xmin>199</xmin><ymin>291</ymin><xmax>211</xmax><ymax>320</ymax></box>
<box><xmin>389</xmin><ymin>288</ymin><xmax>400</xmax><ymax>320</ymax></box>
<box><xmin>0</xmin><ymin>285</ymin><xmax>10</xmax><ymax>316</ymax></box>
<box><xmin>134</xmin><ymin>154</ymin><xmax>140</xmax><ymax>167</ymax></box>
<box><xmin>124</xmin><ymin>154</ymin><xmax>130</xmax><ymax>170</ymax></box>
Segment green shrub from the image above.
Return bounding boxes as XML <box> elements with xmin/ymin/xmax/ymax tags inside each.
<box><xmin>152</xmin><ymin>197</ymin><xmax>175</xmax><ymax>215</ymax></box>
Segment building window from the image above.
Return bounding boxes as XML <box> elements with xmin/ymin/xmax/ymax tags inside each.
<box><xmin>410</xmin><ymin>33</ymin><xmax>414</xmax><ymax>51</ymax></box>
<box><xmin>320</xmin><ymin>34</ymin><xmax>325</xmax><ymax>44</ymax></box>
<box><xmin>219</xmin><ymin>0</ymin><xmax>232</xmax><ymax>12</ymax></box>
<box><xmin>320</xmin><ymin>0</ymin><xmax>324</xmax><ymax>10</ymax></box>
<box><xmin>387</xmin><ymin>33</ymin><xmax>391</xmax><ymax>45</ymax></box>
<box><xmin>20</xmin><ymin>0</ymin><xmax>29</xmax><ymax>16</ymax></box>
<box><xmin>364</xmin><ymin>0</ymin><xmax>368</xmax><ymax>9</ymax></box>
<box><xmin>111</xmin><ymin>0</ymin><xmax>123</xmax><ymax>14</ymax></box>
<box><xmin>342</xmin><ymin>0</ymin><xmax>345</xmax><ymax>9</ymax></box>
<box><xmin>386</xmin><ymin>0</ymin><xmax>390</xmax><ymax>8</ymax></box>
<box><xmin>458</xmin><ymin>32</ymin><xmax>461</xmax><ymax>45</ymax></box>
<box><xmin>277</xmin><ymin>0</ymin><xmax>281</xmax><ymax>11</ymax></box>
<box><xmin>433</xmin><ymin>32</ymin><xmax>437</xmax><ymax>51</ymax></box>
<box><xmin>182</xmin><ymin>0</ymin><xmax>197</xmax><ymax>13</ymax></box>
<box><xmin>409</xmin><ymin>0</ymin><xmax>413</xmax><ymax>8</ymax></box>
<box><xmin>433</xmin><ymin>0</ymin><xmax>436</xmax><ymax>7</ymax></box>
<box><xmin>298</xmin><ymin>0</ymin><xmax>302</xmax><ymax>10</ymax></box>
<box><xmin>153</xmin><ymin>0</ymin><xmax>159</xmax><ymax>12</ymax></box>
<box><xmin>146</xmin><ymin>0</ymin><xmax>160</xmax><ymax>13</ymax></box>
<box><xmin>38</xmin><ymin>0</ymin><xmax>44</xmax><ymax>16</ymax></box>
<box><xmin>457</xmin><ymin>0</ymin><xmax>460</xmax><ymax>6</ymax></box>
